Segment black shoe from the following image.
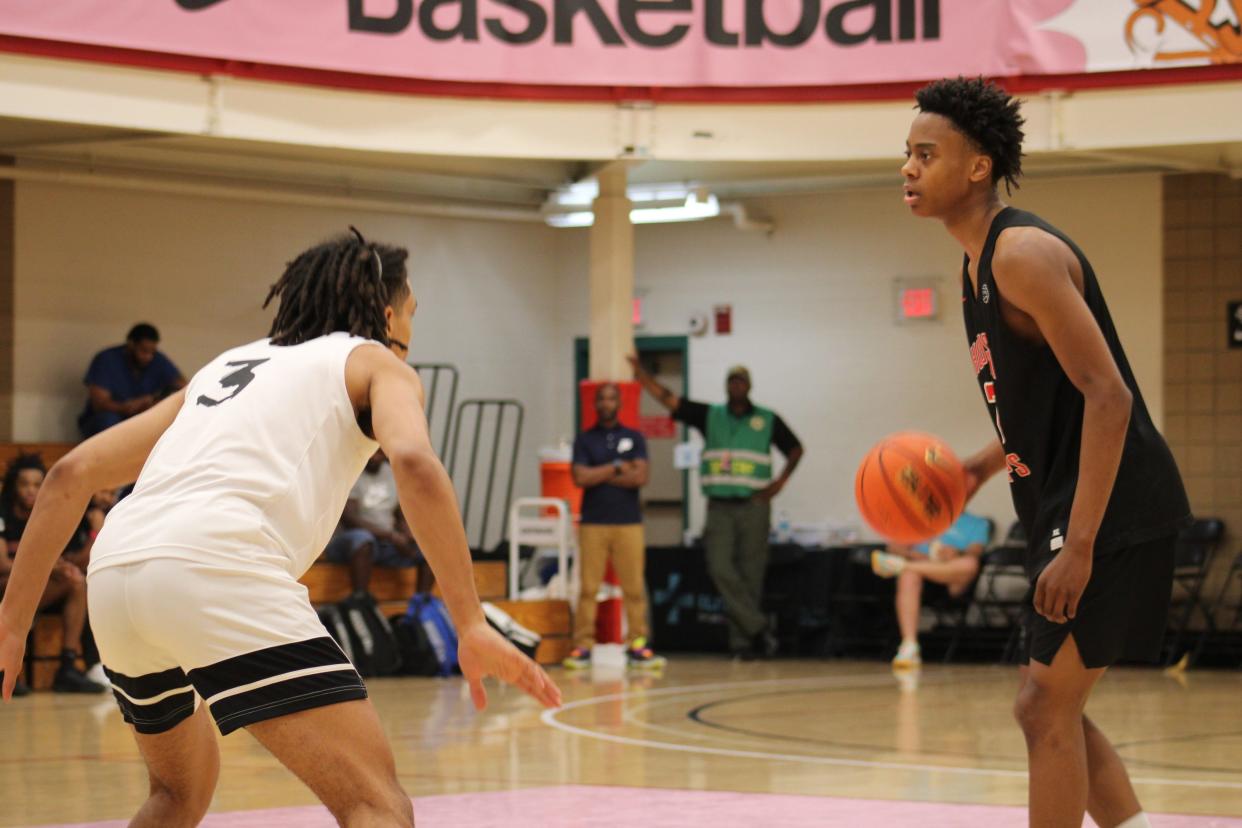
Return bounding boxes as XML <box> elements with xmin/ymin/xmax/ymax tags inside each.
<box><xmin>752</xmin><ymin>629</ymin><xmax>779</xmax><ymax>660</ymax></box>
<box><xmin>52</xmin><ymin>665</ymin><xmax>107</xmax><ymax>694</ymax></box>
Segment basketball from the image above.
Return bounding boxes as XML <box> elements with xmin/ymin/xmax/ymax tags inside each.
<box><xmin>854</xmin><ymin>432</ymin><xmax>967</xmax><ymax>544</ymax></box>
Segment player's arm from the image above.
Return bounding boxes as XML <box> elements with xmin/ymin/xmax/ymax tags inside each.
<box><xmin>0</xmin><ymin>390</ymin><xmax>186</xmax><ymax>699</ymax></box>
<box><xmin>353</xmin><ymin>346</ymin><xmax>560</xmax><ymax>710</ymax></box>
<box><xmin>962</xmin><ymin>441</ymin><xmax>1006</xmax><ymax>499</ymax></box>
<box><xmin>993</xmin><ymin>231</ymin><xmax>1133</xmax><ymax>622</ymax></box>
<box><xmin>360</xmin><ymin>352</ymin><xmax>479</xmax><ymax>627</ymax></box>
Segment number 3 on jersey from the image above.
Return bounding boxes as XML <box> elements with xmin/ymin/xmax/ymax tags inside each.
<box><xmin>197</xmin><ymin>359</ymin><xmax>270</xmax><ymax>408</ymax></box>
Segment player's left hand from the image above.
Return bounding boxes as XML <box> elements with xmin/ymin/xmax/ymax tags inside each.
<box><xmin>1033</xmin><ymin>547</ymin><xmax>1092</xmax><ymax>624</ymax></box>
<box><xmin>457</xmin><ymin>622</ymin><xmax>562</xmax><ymax>712</ymax></box>
<box><xmin>0</xmin><ymin>611</ymin><xmax>27</xmax><ymax>702</ymax></box>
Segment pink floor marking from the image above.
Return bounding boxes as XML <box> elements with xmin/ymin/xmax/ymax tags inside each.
<box><xmin>37</xmin><ymin>786</ymin><xmax>1242</xmax><ymax>828</ymax></box>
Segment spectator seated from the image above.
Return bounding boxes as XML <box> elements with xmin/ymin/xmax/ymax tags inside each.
<box><xmin>869</xmin><ymin>512</ymin><xmax>995</xmax><ymax>668</ymax></box>
<box><xmin>1</xmin><ymin>451</ymin><xmax>107</xmax><ymax>694</ymax></box>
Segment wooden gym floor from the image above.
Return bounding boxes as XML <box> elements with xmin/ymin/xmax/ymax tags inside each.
<box><xmin>3</xmin><ymin>658</ymin><xmax>1241</xmax><ymax>827</ymax></box>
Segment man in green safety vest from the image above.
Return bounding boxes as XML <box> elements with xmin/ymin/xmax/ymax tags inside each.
<box><xmin>629</xmin><ymin>357</ymin><xmax>804</xmax><ymax>658</ymax></box>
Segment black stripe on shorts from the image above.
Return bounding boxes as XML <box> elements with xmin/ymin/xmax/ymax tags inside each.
<box><xmin>208</xmin><ymin>669</ymin><xmax>368</xmax><ymax>735</ymax></box>
<box><xmin>104</xmin><ymin>665</ymin><xmax>196</xmax><ymax>735</ymax></box>
<box><xmin>187</xmin><ymin>637</ymin><xmax>366</xmax><ymax>736</ymax></box>
<box><xmin>186</xmin><ymin>637</ymin><xmax>349</xmax><ymax>699</ymax></box>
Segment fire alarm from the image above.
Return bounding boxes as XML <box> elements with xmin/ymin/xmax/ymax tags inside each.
<box><xmin>688</xmin><ymin>311</ymin><xmax>709</xmax><ymax>337</ymax></box>
<box><xmin>714</xmin><ymin>304</ymin><xmax>733</xmax><ymax>335</ymax></box>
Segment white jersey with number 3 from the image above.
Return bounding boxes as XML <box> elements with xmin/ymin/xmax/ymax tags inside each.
<box><xmin>89</xmin><ymin>333</ymin><xmax>382</xmax><ymax>579</ymax></box>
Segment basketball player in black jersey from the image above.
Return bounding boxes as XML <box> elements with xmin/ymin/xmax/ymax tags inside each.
<box><xmin>902</xmin><ymin>78</ymin><xmax>1190</xmax><ymax>828</ymax></box>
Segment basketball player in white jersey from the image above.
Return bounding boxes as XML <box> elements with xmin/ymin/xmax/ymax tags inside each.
<box><xmin>0</xmin><ymin>230</ymin><xmax>561</xmax><ymax>827</ymax></box>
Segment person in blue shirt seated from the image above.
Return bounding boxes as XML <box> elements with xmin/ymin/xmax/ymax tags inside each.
<box><xmin>78</xmin><ymin>323</ymin><xmax>187</xmax><ymax>438</ymax></box>
<box><xmin>870</xmin><ymin>511</ymin><xmax>994</xmax><ymax>668</ymax></box>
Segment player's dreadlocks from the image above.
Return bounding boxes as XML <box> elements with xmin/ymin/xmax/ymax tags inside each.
<box><xmin>915</xmin><ymin>76</ymin><xmax>1026</xmax><ymax>194</ymax></box>
<box><xmin>1</xmin><ymin>453</ymin><xmax>45</xmax><ymax>515</ymax></box>
<box><xmin>264</xmin><ymin>227</ymin><xmax>410</xmax><ymax>349</ymax></box>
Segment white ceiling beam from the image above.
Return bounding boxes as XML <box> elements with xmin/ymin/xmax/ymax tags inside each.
<box><xmin>0</xmin><ymin>52</ymin><xmax>1238</xmax><ymax>165</ymax></box>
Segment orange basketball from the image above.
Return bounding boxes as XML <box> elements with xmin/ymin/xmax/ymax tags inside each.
<box><xmin>854</xmin><ymin>432</ymin><xmax>967</xmax><ymax>545</ymax></box>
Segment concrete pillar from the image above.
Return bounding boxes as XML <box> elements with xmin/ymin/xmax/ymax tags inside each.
<box><xmin>587</xmin><ymin>163</ymin><xmax>634</xmax><ymax>381</ymax></box>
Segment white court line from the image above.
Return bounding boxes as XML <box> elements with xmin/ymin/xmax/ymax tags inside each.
<box><xmin>542</xmin><ymin>674</ymin><xmax>1242</xmax><ymax>791</ymax></box>
<box><xmin>619</xmin><ymin>672</ymin><xmax>960</xmax><ymax>752</ymax></box>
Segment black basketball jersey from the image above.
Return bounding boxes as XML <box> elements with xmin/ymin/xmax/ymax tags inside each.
<box><xmin>961</xmin><ymin>207</ymin><xmax>1189</xmax><ymax>575</ymax></box>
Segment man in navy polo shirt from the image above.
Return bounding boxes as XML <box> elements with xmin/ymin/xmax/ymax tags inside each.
<box><xmin>564</xmin><ymin>383</ymin><xmax>665</xmax><ymax>670</ymax></box>
<box><xmin>79</xmin><ymin>323</ymin><xmax>186</xmax><ymax>438</ymax></box>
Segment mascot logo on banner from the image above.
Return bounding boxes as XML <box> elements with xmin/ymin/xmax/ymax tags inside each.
<box><xmin>1127</xmin><ymin>1</ymin><xmax>1242</xmax><ymax>63</ymax></box>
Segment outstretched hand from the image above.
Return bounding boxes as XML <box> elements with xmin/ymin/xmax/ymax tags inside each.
<box><xmin>0</xmin><ymin>613</ymin><xmax>27</xmax><ymax>702</ymax></box>
<box><xmin>457</xmin><ymin>622</ymin><xmax>561</xmax><ymax>712</ymax></box>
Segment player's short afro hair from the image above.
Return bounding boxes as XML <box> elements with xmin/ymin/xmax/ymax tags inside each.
<box><xmin>915</xmin><ymin>77</ymin><xmax>1026</xmax><ymax>193</ymax></box>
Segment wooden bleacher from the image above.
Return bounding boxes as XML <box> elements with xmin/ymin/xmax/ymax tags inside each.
<box><xmin>23</xmin><ymin>560</ymin><xmax>573</xmax><ymax>690</ymax></box>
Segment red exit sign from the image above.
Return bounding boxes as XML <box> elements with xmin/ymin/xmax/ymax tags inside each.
<box><xmin>896</xmin><ymin>282</ymin><xmax>939</xmax><ymax>321</ymax></box>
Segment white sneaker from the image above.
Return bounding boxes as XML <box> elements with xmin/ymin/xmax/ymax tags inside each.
<box><xmin>871</xmin><ymin>550</ymin><xmax>907</xmax><ymax>578</ymax></box>
<box><xmin>85</xmin><ymin>663</ymin><xmax>111</xmax><ymax>688</ymax></box>
<box><xmin>892</xmin><ymin>641</ymin><xmax>921</xmax><ymax>669</ymax></box>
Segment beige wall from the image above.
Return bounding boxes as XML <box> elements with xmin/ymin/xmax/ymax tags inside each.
<box><xmin>13</xmin><ymin>173</ymin><xmax>1166</xmax><ymax>544</ymax></box>
<box><xmin>13</xmin><ymin>182</ymin><xmax>566</xmax><ymax>516</ymax></box>
<box><xmin>1163</xmin><ymin>173</ymin><xmax>1242</xmax><ymax>617</ymax></box>
<box><xmin>557</xmin><ymin>173</ymin><xmax>1166</xmax><ymax>539</ymax></box>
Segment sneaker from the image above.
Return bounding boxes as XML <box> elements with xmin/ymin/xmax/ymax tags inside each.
<box><xmin>52</xmin><ymin>665</ymin><xmax>107</xmax><ymax>694</ymax></box>
<box><xmin>871</xmin><ymin>550</ymin><xmax>907</xmax><ymax>578</ymax></box>
<box><xmin>85</xmin><ymin>663</ymin><xmax>111</xmax><ymax>689</ymax></box>
<box><xmin>562</xmin><ymin>647</ymin><xmax>591</xmax><ymax>670</ymax></box>
<box><xmin>626</xmin><ymin>638</ymin><xmax>667</xmax><ymax>671</ymax></box>
<box><xmin>894</xmin><ymin>669</ymin><xmax>921</xmax><ymax>693</ymax></box>
<box><xmin>755</xmin><ymin>629</ymin><xmax>778</xmax><ymax>659</ymax></box>
<box><xmin>892</xmin><ymin>640</ymin><xmax>922</xmax><ymax>670</ymax></box>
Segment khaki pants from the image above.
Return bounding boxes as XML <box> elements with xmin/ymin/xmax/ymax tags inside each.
<box><xmin>574</xmin><ymin>524</ymin><xmax>648</xmax><ymax>649</ymax></box>
<box><xmin>704</xmin><ymin>498</ymin><xmax>771</xmax><ymax>651</ymax></box>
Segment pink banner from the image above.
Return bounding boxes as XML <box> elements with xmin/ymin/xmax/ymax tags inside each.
<box><xmin>0</xmin><ymin>1</ymin><xmax>1235</xmax><ymax>88</ymax></box>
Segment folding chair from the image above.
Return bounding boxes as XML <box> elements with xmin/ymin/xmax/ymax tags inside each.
<box><xmin>1163</xmin><ymin>517</ymin><xmax>1225</xmax><ymax>666</ymax></box>
<box><xmin>959</xmin><ymin>521</ymin><xmax>1029</xmax><ymax>664</ymax></box>
<box><xmin>1204</xmin><ymin>551</ymin><xmax>1242</xmax><ymax>664</ymax></box>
